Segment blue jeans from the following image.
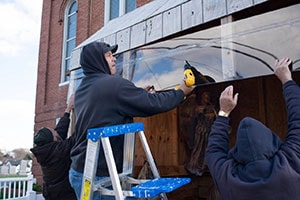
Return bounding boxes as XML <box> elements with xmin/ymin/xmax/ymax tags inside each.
<box><xmin>69</xmin><ymin>168</ymin><xmax>115</xmax><ymax>200</ymax></box>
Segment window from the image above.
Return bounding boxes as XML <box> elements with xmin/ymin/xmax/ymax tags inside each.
<box><xmin>125</xmin><ymin>0</ymin><xmax>136</xmax><ymax>13</ymax></box>
<box><xmin>110</xmin><ymin>0</ymin><xmax>119</xmax><ymax>20</ymax></box>
<box><xmin>105</xmin><ymin>0</ymin><xmax>136</xmax><ymax>22</ymax></box>
<box><xmin>61</xmin><ymin>0</ymin><xmax>77</xmax><ymax>83</ymax></box>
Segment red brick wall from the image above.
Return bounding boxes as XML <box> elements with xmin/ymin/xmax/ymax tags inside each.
<box><xmin>33</xmin><ymin>0</ymin><xmax>153</xmax><ymax>187</ymax></box>
<box><xmin>137</xmin><ymin>0</ymin><xmax>152</xmax><ymax>7</ymax></box>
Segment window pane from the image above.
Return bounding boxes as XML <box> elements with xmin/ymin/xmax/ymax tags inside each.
<box><xmin>126</xmin><ymin>0</ymin><xmax>136</xmax><ymax>13</ymax></box>
<box><xmin>68</xmin><ymin>14</ymin><xmax>77</xmax><ymax>38</ymax></box>
<box><xmin>66</xmin><ymin>38</ymin><xmax>76</xmax><ymax>57</ymax></box>
<box><xmin>65</xmin><ymin>58</ymin><xmax>70</xmax><ymax>81</ymax></box>
<box><xmin>69</xmin><ymin>2</ymin><xmax>77</xmax><ymax>14</ymax></box>
<box><xmin>110</xmin><ymin>0</ymin><xmax>119</xmax><ymax>20</ymax></box>
<box><xmin>62</xmin><ymin>1</ymin><xmax>77</xmax><ymax>83</ymax></box>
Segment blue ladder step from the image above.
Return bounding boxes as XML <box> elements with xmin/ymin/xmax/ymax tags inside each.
<box><xmin>131</xmin><ymin>177</ymin><xmax>191</xmax><ymax>198</ymax></box>
<box><xmin>87</xmin><ymin>122</ymin><xmax>144</xmax><ymax>141</ymax></box>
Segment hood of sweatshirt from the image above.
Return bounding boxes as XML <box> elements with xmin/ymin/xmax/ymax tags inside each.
<box><xmin>80</xmin><ymin>41</ymin><xmax>118</xmax><ymax>75</ymax></box>
<box><xmin>229</xmin><ymin>117</ymin><xmax>283</xmax><ymax>164</ymax></box>
<box><xmin>30</xmin><ymin>143</ymin><xmax>58</xmax><ymax>165</ymax></box>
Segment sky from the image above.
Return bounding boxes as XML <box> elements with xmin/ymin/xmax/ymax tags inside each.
<box><xmin>0</xmin><ymin>0</ymin><xmax>43</xmax><ymax>151</ymax></box>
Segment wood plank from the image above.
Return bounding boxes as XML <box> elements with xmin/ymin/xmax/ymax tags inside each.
<box><xmin>134</xmin><ymin>108</ymin><xmax>178</xmax><ymax>166</ymax></box>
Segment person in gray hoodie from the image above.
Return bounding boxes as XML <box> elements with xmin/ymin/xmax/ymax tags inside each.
<box><xmin>69</xmin><ymin>41</ymin><xmax>194</xmax><ymax>199</ymax></box>
<box><xmin>205</xmin><ymin>57</ymin><xmax>300</xmax><ymax>200</ymax></box>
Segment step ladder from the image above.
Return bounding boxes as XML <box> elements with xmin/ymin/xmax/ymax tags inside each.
<box><xmin>80</xmin><ymin>122</ymin><xmax>191</xmax><ymax>200</ymax></box>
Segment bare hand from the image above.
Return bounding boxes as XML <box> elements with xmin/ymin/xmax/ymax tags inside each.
<box><xmin>219</xmin><ymin>85</ymin><xmax>238</xmax><ymax>114</ymax></box>
<box><xmin>274</xmin><ymin>57</ymin><xmax>292</xmax><ymax>84</ymax></box>
<box><xmin>178</xmin><ymin>80</ymin><xmax>195</xmax><ymax>96</ymax></box>
<box><xmin>144</xmin><ymin>85</ymin><xmax>156</xmax><ymax>94</ymax></box>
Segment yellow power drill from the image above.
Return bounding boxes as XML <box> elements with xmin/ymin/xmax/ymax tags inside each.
<box><xmin>176</xmin><ymin>60</ymin><xmax>215</xmax><ymax>90</ymax></box>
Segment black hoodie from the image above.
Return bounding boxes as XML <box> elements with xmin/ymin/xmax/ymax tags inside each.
<box><xmin>205</xmin><ymin>80</ymin><xmax>300</xmax><ymax>200</ymax></box>
<box><xmin>31</xmin><ymin>112</ymin><xmax>76</xmax><ymax>200</ymax></box>
<box><xmin>70</xmin><ymin>41</ymin><xmax>186</xmax><ymax>176</ymax></box>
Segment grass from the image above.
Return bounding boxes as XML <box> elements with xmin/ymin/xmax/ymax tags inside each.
<box><xmin>0</xmin><ymin>175</ymin><xmax>27</xmax><ymax>178</ymax></box>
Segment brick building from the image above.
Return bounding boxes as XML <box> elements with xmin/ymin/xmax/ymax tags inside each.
<box><xmin>33</xmin><ymin>0</ymin><xmax>152</xmax><ymax>185</ymax></box>
<box><xmin>33</xmin><ymin>0</ymin><xmax>300</xmax><ymax>199</ymax></box>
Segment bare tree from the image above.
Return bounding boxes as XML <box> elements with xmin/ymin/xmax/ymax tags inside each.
<box><xmin>12</xmin><ymin>148</ymin><xmax>32</xmax><ymax>160</ymax></box>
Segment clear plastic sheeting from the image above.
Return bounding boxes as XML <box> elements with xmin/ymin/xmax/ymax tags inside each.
<box><xmin>69</xmin><ymin>3</ymin><xmax>300</xmax><ymax>92</ymax></box>
<box><xmin>115</xmin><ymin>4</ymin><xmax>300</xmax><ymax>90</ymax></box>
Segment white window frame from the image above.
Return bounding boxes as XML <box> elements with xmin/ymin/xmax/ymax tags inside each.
<box><xmin>104</xmin><ymin>0</ymin><xmax>135</xmax><ymax>24</ymax></box>
<box><xmin>60</xmin><ymin>0</ymin><xmax>77</xmax><ymax>84</ymax></box>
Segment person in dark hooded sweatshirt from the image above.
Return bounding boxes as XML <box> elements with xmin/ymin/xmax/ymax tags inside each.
<box><xmin>68</xmin><ymin>41</ymin><xmax>195</xmax><ymax>199</ymax></box>
<box><xmin>30</xmin><ymin>93</ymin><xmax>76</xmax><ymax>200</ymax></box>
<box><xmin>205</xmin><ymin>57</ymin><xmax>300</xmax><ymax>200</ymax></box>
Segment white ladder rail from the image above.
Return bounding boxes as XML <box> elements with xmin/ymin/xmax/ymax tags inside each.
<box><xmin>137</xmin><ymin>130</ymin><xmax>168</xmax><ymax>200</ymax></box>
<box><xmin>101</xmin><ymin>136</ymin><xmax>125</xmax><ymax>200</ymax></box>
<box><xmin>80</xmin><ymin>122</ymin><xmax>190</xmax><ymax>200</ymax></box>
<box><xmin>81</xmin><ymin>123</ymin><xmax>144</xmax><ymax>200</ymax></box>
<box><xmin>80</xmin><ymin>139</ymin><xmax>100</xmax><ymax>200</ymax></box>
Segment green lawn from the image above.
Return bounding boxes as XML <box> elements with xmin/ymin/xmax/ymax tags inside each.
<box><xmin>0</xmin><ymin>175</ymin><xmax>27</xmax><ymax>178</ymax></box>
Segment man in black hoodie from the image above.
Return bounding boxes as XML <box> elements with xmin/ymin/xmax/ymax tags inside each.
<box><xmin>69</xmin><ymin>41</ymin><xmax>195</xmax><ymax>199</ymax></box>
<box><xmin>31</xmin><ymin>93</ymin><xmax>76</xmax><ymax>200</ymax></box>
<box><xmin>205</xmin><ymin>57</ymin><xmax>300</xmax><ymax>200</ymax></box>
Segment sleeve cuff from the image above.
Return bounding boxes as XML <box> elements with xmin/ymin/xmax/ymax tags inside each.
<box><xmin>218</xmin><ymin>110</ymin><xmax>229</xmax><ymax>117</ymax></box>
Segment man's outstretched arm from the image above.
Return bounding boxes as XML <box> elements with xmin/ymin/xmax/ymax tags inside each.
<box><xmin>205</xmin><ymin>85</ymin><xmax>238</xmax><ymax>176</ymax></box>
<box><xmin>275</xmin><ymin>57</ymin><xmax>300</xmax><ymax>151</ymax></box>
<box><xmin>55</xmin><ymin>93</ymin><xmax>74</xmax><ymax>139</ymax></box>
